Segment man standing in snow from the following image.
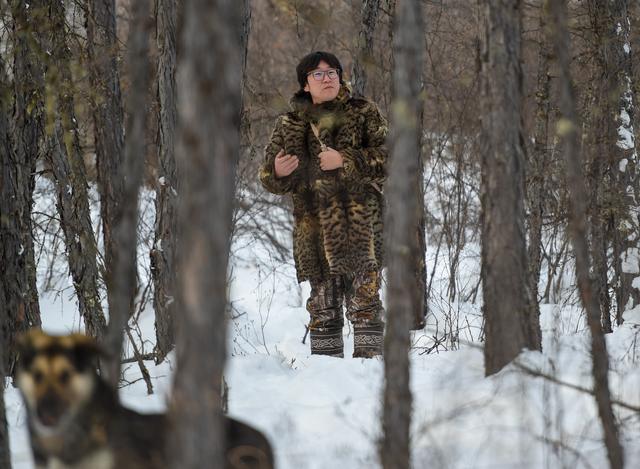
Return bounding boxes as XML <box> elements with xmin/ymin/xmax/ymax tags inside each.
<box><xmin>259</xmin><ymin>51</ymin><xmax>388</xmax><ymax>358</ymax></box>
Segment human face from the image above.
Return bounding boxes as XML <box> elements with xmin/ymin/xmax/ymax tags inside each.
<box><xmin>303</xmin><ymin>60</ymin><xmax>340</xmax><ymax>104</ymax></box>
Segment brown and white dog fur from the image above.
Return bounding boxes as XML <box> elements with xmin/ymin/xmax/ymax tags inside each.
<box><xmin>15</xmin><ymin>330</ymin><xmax>274</xmax><ymax>469</ymax></box>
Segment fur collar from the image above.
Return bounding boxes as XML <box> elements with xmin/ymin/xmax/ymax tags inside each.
<box><xmin>289</xmin><ymin>84</ymin><xmax>352</xmax><ymax>122</ymax></box>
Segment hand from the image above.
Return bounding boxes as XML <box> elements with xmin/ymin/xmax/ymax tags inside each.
<box><xmin>318</xmin><ymin>147</ymin><xmax>343</xmax><ymax>171</ymax></box>
<box><xmin>274</xmin><ymin>149</ymin><xmax>299</xmax><ymax>178</ymax></box>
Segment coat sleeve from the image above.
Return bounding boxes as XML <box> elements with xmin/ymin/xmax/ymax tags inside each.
<box><xmin>340</xmin><ymin>102</ymin><xmax>388</xmax><ymax>185</ymax></box>
<box><xmin>259</xmin><ymin>115</ymin><xmax>294</xmax><ymax>195</ymax></box>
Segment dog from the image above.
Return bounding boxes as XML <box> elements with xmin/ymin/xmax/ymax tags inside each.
<box><xmin>15</xmin><ymin>330</ymin><xmax>274</xmax><ymax>468</ymax></box>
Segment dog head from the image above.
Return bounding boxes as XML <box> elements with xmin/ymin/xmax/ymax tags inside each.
<box><xmin>15</xmin><ymin>330</ymin><xmax>102</xmax><ymax>434</ymax></box>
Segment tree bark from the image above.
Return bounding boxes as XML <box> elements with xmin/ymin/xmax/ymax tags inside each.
<box><xmin>102</xmin><ymin>0</ymin><xmax>152</xmax><ymax>389</ymax></box>
<box><xmin>168</xmin><ymin>0</ymin><xmax>242</xmax><ymax>467</ymax></box>
<box><xmin>381</xmin><ymin>0</ymin><xmax>424</xmax><ymax>467</ymax></box>
<box><xmin>527</xmin><ymin>1</ymin><xmax>552</xmax><ymax>321</ymax></box>
<box><xmin>480</xmin><ymin>0</ymin><xmax>541</xmax><ymax>376</ymax></box>
<box><xmin>600</xmin><ymin>0</ymin><xmax>639</xmax><ymax>324</ymax></box>
<box><xmin>152</xmin><ymin>0</ymin><xmax>179</xmax><ymax>363</ymax></box>
<box><xmin>384</xmin><ymin>0</ymin><xmax>427</xmax><ymax>331</ymax></box>
<box><xmin>44</xmin><ymin>0</ymin><xmax>107</xmax><ymax>339</ymax></box>
<box><xmin>549</xmin><ymin>1</ymin><xmax>625</xmax><ymax>467</ymax></box>
<box><xmin>0</xmin><ymin>53</ymin><xmax>14</xmax><ymax>469</ymax></box>
<box><xmin>352</xmin><ymin>0</ymin><xmax>380</xmax><ymax>99</ymax></box>
<box><xmin>2</xmin><ymin>0</ymin><xmax>44</xmax><ymax>377</ymax></box>
<box><xmin>85</xmin><ymin>0</ymin><xmax>126</xmax><ymax>325</ymax></box>
<box><xmin>0</xmin><ymin>374</ymin><xmax>10</xmax><ymax>469</ymax></box>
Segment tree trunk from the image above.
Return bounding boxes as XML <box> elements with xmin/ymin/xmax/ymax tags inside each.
<box><xmin>44</xmin><ymin>0</ymin><xmax>107</xmax><ymax>339</ymax></box>
<box><xmin>527</xmin><ymin>2</ymin><xmax>552</xmax><ymax>319</ymax></box>
<box><xmin>3</xmin><ymin>0</ymin><xmax>44</xmax><ymax>377</ymax></box>
<box><xmin>0</xmin><ymin>53</ymin><xmax>14</xmax><ymax>469</ymax></box>
<box><xmin>102</xmin><ymin>0</ymin><xmax>152</xmax><ymax>389</ymax></box>
<box><xmin>601</xmin><ymin>0</ymin><xmax>639</xmax><ymax>324</ymax></box>
<box><xmin>352</xmin><ymin>0</ymin><xmax>381</xmax><ymax>99</ymax></box>
<box><xmin>384</xmin><ymin>0</ymin><xmax>427</xmax><ymax>331</ymax></box>
<box><xmin>85</xmin><ymin>0</ymin><xmax>125</xmax><ymax>325</ymax></box>
<box><xmin>480</xmin><ymin>0</ymin><xmax>541</xmax><ymax>376</ymax></box>
<box><xmin>381</xmin><ymin>0</ymin><xmax>424</xmax><ymax>467</ymax></box>
<box><xmin>168</xmin><ymin>0</ymin><xmax>242</xmax><ymax>467</ymax></box>
<box><xmin>152</xmin><ymin>0</ymin><xmax>179</xmax><ymax>363</ymax></box>
<box><xmin>0</xmin><ymin>375</ymin><xmax>9</xmax><ymax>469</ymax></box>
<box><xmin>549</xmin><ymin>1</ymin><xmax>624</xmax><ymax>467</ymax></box>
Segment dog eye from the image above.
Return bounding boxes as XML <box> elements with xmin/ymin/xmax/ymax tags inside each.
<box><xmin>58</xmin><ymin>370</ymin><xmax>71</xmax><ymax>385</ymax></box>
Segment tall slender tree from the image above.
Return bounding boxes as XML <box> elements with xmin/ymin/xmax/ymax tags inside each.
<box><xmin>0</xmin><ymin>53</ymin><xmax>15</xmax><ymax>469</ymax></box>
<box><xmin>549</xmin><ymin>1</ymin><xmax>624</xmax><ymax>467</ymax></box>
<box><xmin>382</xmin><ymin>0</ymin><xmax>424</xmax><ymax>467</ymax></box>
<box><xmin>169</xmin><ymin>0</ymin><xmax>243</xmax><ymax>467</ymax></box>
<box><xmin>102</xmin><ymin>0</ymin><xmax>152</xmax><ymax>388</ymax></box>
<box><xmin>44</xmin><ymin>0</ymin><xmax>107</xmax><ymax>339</ymax></box>
<box><xmin>3</xmin><ymin>0</ymin><xmax>44</xmax><ymax>377</ymax></box>
<box><xmin>152</xmin><ymin>0</ymin><xmax>179</xmax><ymax>363</ymax></box>
<box><xmin>526</xmin><ymin>1</ymin><xmax>553</xmax><ymax>324</ymax></box>
<box><xmin>585</xmin><ymin>0</ymin><xmax>638</xmax><ymax>331</ymax></box>
<box><xmin>480</xmin><ymin>0</ymin><xmax>541</xmax><ymax>376</ymax></box>
<box><xmin>85</xmin><ymin>0</ymin><xmax>125</xmax><ymax>326</ymax></box>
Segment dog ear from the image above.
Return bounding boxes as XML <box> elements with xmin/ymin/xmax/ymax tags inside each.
<box><xmin>15</xmin><ymin>329</ymin><xmax>44</xmax><ymax>371</ymax></box>
<box><xmin>67</xmin><ymin>334</ymin><xmax>103</xmax><ymax>372</ymax></box>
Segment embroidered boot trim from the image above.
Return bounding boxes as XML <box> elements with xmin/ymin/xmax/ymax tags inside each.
<box><xmin>353</xmin><ymin>323</ymin><xmax>383</xmax><ymax>358</ymax></box>
<box><xmin>310</xmin><ymin>328</ymin><xmax>344</xmax><ymax>358</ymax></box>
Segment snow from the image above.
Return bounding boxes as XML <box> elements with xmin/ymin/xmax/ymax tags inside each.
<box><xmin>621</xmin><ymin>248</ymin><xmax>640</xmax><ymax>274</ymax></box>
<box><xmin>619</xmin><ymin>157</ymin><xmax>628</xmax><ymax>172</ymax></box>
<box><xmin>6</xmin><ymin>184</ymin><xmax>640</xmax><ymax>468</ymax></box>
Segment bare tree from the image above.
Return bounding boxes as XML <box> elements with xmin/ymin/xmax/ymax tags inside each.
<box><xmin>3</xmin><ymin>0</ymin><xmax>44</xmax><ymax>377</ymax></box>
<box><xmin>102</xmin><ymin>0</ymin><xmax>152</xmax><ymax>388</ymax></box>
<box><xmin>0</xmin><ymin>53</ymin><xmax>14</xmax><ymax>469</ymax></box>
<box><xmin>44</xmin><ymin>0</ymin><xmax>107</xmax><ymax>339</ymax></box>
<box><xmin>352</xmin><ymin>0</ymin><xmax>380</xmax><ymax>98</ymax></box>
<box><xmin>85</xmin><ymin>0</ymin><xmax>125</xmax><ymax>322</ymax></box>
<box><xmin>597</xmin><ymin>0</ymin><xmax>639</xmax><ymax>325</ymax></box>
<box><xmin>152</xmin><ymin>0</ymin><xmax>179</xmax><ymax>363</ymax></box>
<box><xmin>480</xmin><ymin>0</ymin><xmax>541</xmax><ymax>376</ymax></box>
<box><xmin>526</xmin><ymin>0</ymin><xmax>552</xmax><ymax>323</ymax></box>
<box><xmin>549</xmin><ymin>1</ymin><xmax>624</xmax><ymax>467</ymax></box>
<box><xmin>0</xmin><ymin>371</ymin><xmax>9</xmax><ymax>469</ymax></box>
<box><xmin>169</xmin><ymin>0</ymin><xmax>243</xmax><ymax>467</ymax></box>
<box><xmin>382</xmin><ymin>0</ymin><xmax>424</xmax><ymax>467</ymax></box>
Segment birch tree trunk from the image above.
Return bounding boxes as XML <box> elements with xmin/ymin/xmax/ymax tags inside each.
<box><xmin>102</xmin><ymin>0</ymin><xmax>152</xmax><ymax>389</ymax></box>
<box><xmin>86</xmin><ymin>0</ymin><xmax>125</xmax><ymax>324</ymax></box>
<box><xmin>45</xmin><ymin>0</ymin><xmax>107</xmax><ymax>339</ymax></box>
<box><xmin>481</xmin><ymin>0</ymin><xmax>541</xmax><ymax>376</ymax></box>
<box><xmin>549</xmin><ymin>1</ymin><xmax>624</xmax><ymax>467</ymax></box>
<box><xmin>3</xmin><ymin>0</ymin><xmax>44</xmax><ymax>376</ymax></box>
<box><xmin>169</xmin><ymin>0</ymin><xmax>242</xmax><ymax>467</ymax></box>
<box><xmin>382</xmin><ymin>0</ymin><xmax>424</xmax><ymax>467</ymax></box>
<box><xmin>152</xmin><ymin>0</ymin><xmax>179</xmax><ymax>363</ymax></box>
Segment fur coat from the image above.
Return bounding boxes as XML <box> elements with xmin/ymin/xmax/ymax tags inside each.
<box><xmin>259</xmin><ymin>85</ymin><xmax>388</xmax><ymax>283</ymax></box>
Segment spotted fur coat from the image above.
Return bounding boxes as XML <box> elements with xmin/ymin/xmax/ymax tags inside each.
<box><xmin>260</xmin><ymin>85</ymin><xmax>388</xmax><ymax>283</ymax></box>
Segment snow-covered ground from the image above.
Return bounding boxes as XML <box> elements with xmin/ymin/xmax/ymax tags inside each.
<box><xmin>5</xmin><ymin>183</ymin><xmax>640</xmax><ymax>468</ymax></box>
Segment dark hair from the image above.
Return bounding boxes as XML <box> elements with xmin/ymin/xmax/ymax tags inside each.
<box><xmin>296</xmin><ymin>51</ymin><xmax>344</xmax><ymax>90</ymax></box>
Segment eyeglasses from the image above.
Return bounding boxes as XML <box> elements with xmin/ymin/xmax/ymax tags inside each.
<box><xmin>307</xmin><ymin>69</ymin><xmax>339</xmax><ymax>81</ymax></box>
